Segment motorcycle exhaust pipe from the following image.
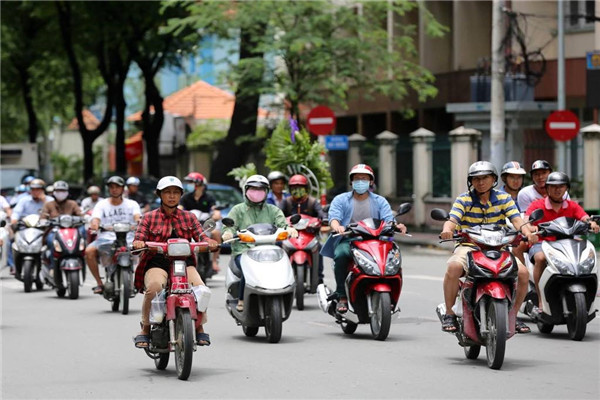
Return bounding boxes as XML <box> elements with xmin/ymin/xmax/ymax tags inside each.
<box><xmin>316</xmin><ymin>284</ymin><xmax>336</xmax><ymax>316</ymax></box>
<box><xmin>435</xmin><ymin>303</ymin><xmax>446</xmax><ymax>323</ymax></box>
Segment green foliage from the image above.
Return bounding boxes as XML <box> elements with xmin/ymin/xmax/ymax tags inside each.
<box><xmin>51</xmin><ymin>152</ymin><xmax>83</xmax><ymax>184</ymax></box>
<box><xmin>264</xmin><ymin>120</ymin><xmax>333</xmax><ymax>189</ymax></box>
<box><xmin>187</xmin><ymin>120</ymin><xmax>228</xmax><ymax>148</ymax></box>
<box><xmin>227</xmin><ymin>163</ymin><xmax>258</xmax><ymax>190</ymax></box>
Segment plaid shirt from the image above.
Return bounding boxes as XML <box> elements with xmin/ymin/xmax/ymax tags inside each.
<box><xmin>134</xmin><ymin>207</ymin><xmax>203</xmax><ymax>291</ymax></box>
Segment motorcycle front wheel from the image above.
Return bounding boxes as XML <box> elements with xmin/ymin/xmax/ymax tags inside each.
<box><xmin>265</xmin><ymin>296</ymin><xmax>283</xmax><ymax>343</ymax></box>
<box><xmin>120</xmin><ymin>269</ymin><xmax>131</xmax><ymax>315</ymax></box>
<box><xmin>294</xmin><ymin>263</ymin><xmax>305</xmax><ymax>311</ymax></box>
<box><xmin>175</xmin><ymin>309</ymin><xmax>194</xmax><ymax>380</ymax></box>
<box><xmin>566</xmin><ymin>292</ymin><xmax>587</xmax><ymax>341</ymax></box>
<box><xmin>370</xmin><ymin>291</ymin><xmax>392</xmax><ymax>341</ymax></box>
<box><xmin>68</xmin><ymin>270</ymin><xmax>79</xmax><ymax>299</ymax></box>
<box><xmin>485</xmin><ymin>299</ymin><xmax>507</xmax><ymax>370</ymax></box>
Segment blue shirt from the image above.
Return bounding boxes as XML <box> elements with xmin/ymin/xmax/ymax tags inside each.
<box><xmin>12</xmin><ymin>195</ymin><xmax>54</xmax><ymax>221</ymax></box>
<box><xmin>266</xmin><ymin>191</ymin><xmax>290</xmax><ymax>207</ymax></box>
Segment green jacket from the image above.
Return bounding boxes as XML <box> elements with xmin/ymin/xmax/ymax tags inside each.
<box><xmin>222</xmin><ymin>199</ymin><xmax>288</xmax><ymax>256</ymax></box>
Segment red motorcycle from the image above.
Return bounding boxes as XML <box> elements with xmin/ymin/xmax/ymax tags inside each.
<box><xmin>282</xmin><ymin>214</ymin><xmax>323</xmax><ymax>310</ymax></box>
<box><xmin>317</xmin><ymin>203</ymin><xmax>411</xmax><ymax>341</ymax></box>
<box><xmin>431</xmin><ymin>208</ymin><xmax>543</xmax><ymax>370</ymax></box>
<box><xmin>136</xmin><ymin>235</ymin><xmax>215</xmax><ymax>381</ymax></box>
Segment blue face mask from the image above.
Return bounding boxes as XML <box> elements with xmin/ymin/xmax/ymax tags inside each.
<box><xmin>185</xmin><ymin>183</ymin><xmax>195</xmax><ymax>193</ymax></box>
<box><xmin>352</xmin><ymin>180</ymin><xmax>370</xmax><ymax>194</ymax></box>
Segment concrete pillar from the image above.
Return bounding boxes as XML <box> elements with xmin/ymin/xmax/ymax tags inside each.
<box><xmin>376</xmin><ymin>130</ymin><xmax>399</xmax><ymax>197</ymax></box>
<box><xmin>347</xmin><ymin>133</ymin><xmax>366</xmax><ymax>173</ymax></box>
<box><xmin>410</xmin><ymin>128</ymin><xmax>435</xmax><ymax>227</ymax></box>
<box><xmin>450</xmin><ymin>126</ymin><xmax>482</xmax><ymax>198</ymax></box>
<box><xmin>581</xmin><ymin>124</ymin><xmax>600</xmax><ymax>209</ymax></box>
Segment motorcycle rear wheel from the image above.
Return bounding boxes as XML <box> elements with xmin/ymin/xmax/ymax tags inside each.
<box><xmin>341</xmin><ymin>320</ymin><xmax>358</xmax><ymax>334</ymax></box>
<box><xmin>537</xmin><ymin>320</ymin><xmax>554</xmax><ymax>334</ymax></box>
<box><xmin>464</xmin><ymin>345</ymin><xmax>481</xmax><ymax>360</ymax></box>
<box><xmin>265</xmin><ymin>297</ymin><xmax>283</xmax><ymax>343</ymax></box>
<box><xmin>294</xmin><ymin>263</ymin><xmax>305</xmax><ymax>311</ymax></box>
<box><xmin>175</xmin><ymin>309</ymin><xmax>194</xmax><ymax>380</ymax></box>
<box><xmin>120</xmin><ymin>269</ymin><xmax>131</xmax><ymax>315</ymax></box>
<box><xmin>370</xmin><ymin>292</ymin><xmax>392</xmax><ymax>341</ymax></box>
<box><xmin>566</xmin><ymin>292</ymin><xmax>587</xmax><ymax>341</ymax></box>
<box><xmin>68</xmin><ymin>270</ymin><xmax>79</xmax><ymax>299</ymax></box>
<box><xmin>485</xmin><ymin>299</ymin><xmax>507</xmax><ymax>370</ymax></box>
<box><xmin>243</xmin><ymin>324</ymin><xmax>259</xmax><ymax>337</ymax></box>
<box><xmin>154</xmin><ymin>353</ymin><xmax>169</xmax><ymax>370</ymax></box>
<box><xmin>23</xmin><ymin>260</ymin><xmax>33</xmax><ymax>293</ymax></box>
<box><xmin>112</xmin><ymin>273</ymin><xmax>120</xmax><ymax>312</ymax></box>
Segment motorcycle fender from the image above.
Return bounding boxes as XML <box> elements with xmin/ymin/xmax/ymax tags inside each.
<box><xmin>117</xmin><ymin>253</ymin><xmax>131</xmax><ymax>267</ymax></box>
<box><xmin>367</xmin><ymin>283</ymin><xmax>392</xmax><ymax>294</ymax></box>
<box><xmin>60</xmin><ymin>258</ymin><xmax>82</xmax><ymax>271</ymax></box>
<box><xmin>290</xmin><ymin>251</ymin><xmax>309</xmax><ymax>265</ymax></box>
<box><xmin>566</xmin><ymin>283</ymin><xmax>587</xmax><ymax>293</ymax></box>
<box><xmin>166</xmin><ymin>294</ymin><xmax>198</xmax><ymax>321</ymax></box>
<box><xmin>475</xmin><ymin>281</ymin><xmax>512</xmax><ymax>302</ymax></box>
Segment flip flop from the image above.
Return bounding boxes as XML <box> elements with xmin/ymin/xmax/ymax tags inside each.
<box><xmin>441</xmin><ymin>314</ymin><xmax>458</xmax><ymax>333</ymax></box>
<box><xmin>196</xmin><ymin>332</ymin><xmax>211</xmax><ymax>346</ymax></box>
<box><xmin>92</xmin><ymin>285</ymin><xmax>104</xmax><ymax>295</ymax></box>
<box><xmin>336</xmin><ymin>300</ymin><xmax>348</xmax><ymax>314</ymax></box>
<box><xmin>515</xmin><ymin>320</ymin><xmax>531</xmax><ymax>334</ymax></box>
<box><xmin>133</xmin><ymin>334</ymin><xmax>150</xmax><ymax>348</ymax></box>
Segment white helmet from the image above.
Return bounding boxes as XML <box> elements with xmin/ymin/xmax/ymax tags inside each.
<box><xmin>126</xmin><ymin>177</ymin><xmax>140</xmax><ymax>186</ymax></box>
<box><xmin>348</xmin><ymin>164</ymin><xmax>375</xmax><ymax>181</ymax></box>
<box><xmin>156</xmin><ymin>176</ymin><xmax>183</xmax><ymax>192</ymax></box>
<box><xmin>244</xmin><ymin>174</ymin><xmax>269</xmax><ymax>190</ymax></box>
<box><xmin>501</xmin><ymin>161</ymin><xmax>526</xmax><ymax>177</ymax></box>
<box><xmin>53</xmin><ymin>180</ymin><xmax>69</xmax><ymax>191</ymax></box>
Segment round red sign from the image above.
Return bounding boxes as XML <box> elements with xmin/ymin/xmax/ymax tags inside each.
<box><xmin>306</xmin><ymin>106</ymin><xmax>336</xmax><ymax>136</ymax></box>
<box><xmin>545</xmin><ymin>110</ymin><xmax>580</xmax><ymax>142</ymax></box>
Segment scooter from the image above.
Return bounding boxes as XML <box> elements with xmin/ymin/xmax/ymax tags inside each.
<box><xmin>222</xmin><ymin>216</ymin><xmax>299</xmax><ymax>343</ymax></box>
<box><xmin>431</xmin><ymin>208</ymin><xmax>544</xmax><ymax>370</ymax></box>
<box><xmin>135</xmin><ymin>219</ymin><xmax>216</xmax><ymax>381</ymax></box>
<box><xmin>190</xmin><ymin>209</ymin><xmax>215</xmax><ymax>282</ymax></box>
<box><xmin>0</xmin><ymin>211</ymin><xmax>10</xmax><ymax>273</ymax></box>
<box><xmin>317</xmin><ymin>203</ymin><xmax>412</xmax><ymax>341</ymax></box>
<box><xmin>523</xmin><ymin>216</ymin><xmax>599</xmax><ymax>341</ymax></box>
<box><xmin>12</xmin><ymin>214</ymin><xmax>49</xmax><ymax>292</ymax></box>
<box><xmin>281</xmin><ymin>214</ymin><xmax>322</xmax><ymax>310</ymax></box>
<box><xmin>41</xmin><ymin>215</ymin><xmax>86</xmax><ymax>299</ymax></box>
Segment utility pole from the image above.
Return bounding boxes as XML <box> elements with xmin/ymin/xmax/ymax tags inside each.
<box><xmin>490</xmin><ymin>0</ymin><xmax>506</xmax><ymax>171</ymax></box>
<box><xmin>556</xmin><ymin>0</ymin><xmax>567</xmax><ymax>173</ymax></box>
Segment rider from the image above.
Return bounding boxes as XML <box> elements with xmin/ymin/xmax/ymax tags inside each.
<box><xmin>11</xmin><ymin>179</ymin><xmax>52</xmax><ymax>225</ymax></box>
<box><xmin>321</xmin><ymin>164</ymin><xmax>406</xmax><ymax>313</ymax></box>
<box><xmin>221</xmin><ymin>174</ymin><xmax>297</xmax><ymax>312</ymax></box>
<box><xmin>500</xmin><ymin>161</ymin><xmax>526</xmax><ymax>210</ymax></box>
<box><xmin>266</xmin><ymin>171</ymin><xmax>290</xmax><ymax>208</ymax></box>
<box><xmin>85</xmin><ymin>176</ymin><xmax>141</xmax><ymax>294</ymax></box>
<box><xmin>517</xmin><ymin>160</ymin><xmax>569</xmax><ymax>212</ymax></box>
<box><xmin>280</xmin><ymin>174</ymin><xmax>328</xmax><ymax>283</ymax></box>
<box><xmin>125</xmin><ymin>177</ymin><xmax>150</xmax><ymax>213</ymax></box>
<box><xmin>132</xmin><ymin>176</ymin><xmax>217</xmax><ymax>349</ymax></box>
<box><xmin>180</xmin><ymin>172</ymin><xmax>222</xmax><ymax>272</ymax></box>
<box><xmin>439</xmin><ymin>161</ymin><xmax>537</xmax><ymax>334</ymax></box>
<box><xmin>525</xmin><ymin>172</ymin><xmax>600</xmax><ymax>312</ymax></box>
<box><xmin>80</xmin><ymin>185</ymin><xmax>104</xmax><ymax>213</ymax></box>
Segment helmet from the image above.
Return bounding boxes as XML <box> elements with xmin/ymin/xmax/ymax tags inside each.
<box><xmin>530</xmin><ymin>160</ymin><xmax>552</xmax><ymax>176</ymax></box>
<box><xmin>184</xmin><ymin>172</ymin><xmax>206</xmax><ymax>185</ymax></box>
<box><xmin>288</xmin><ymin>174</ymin><xmax>309</xmax><ymax>187</ymax></box>
<box><xmin>15</xmin><ymin>184</ymin><xmax>27</xmax><ymax>193</ymax></box>
<box><xmin>467</xmin><ymin>161</ymin><xmax>498</xmax><ymax>190</ymax></box>
<box><xmin>156</xmin><ymin>176</ymin><xmax>183</xmax><ymax>191</ymax></box>
<box><xmin>501</xmin><ymin>161</ymin><xmax>526</xmax><ymax>177</ymax></box>
<box><xmin>245</xmin><ymin>174</ymin><xmax>270</xmax><ymax>190</ymax></box>
<box><xmin>46</xmin><ymin>185</ymin><xmax>54</xmax><ymax>194</ymax></box>
<box><xmin>349</xmin><ymin>164</ymin><xmax>375</xmax><ymax>181</ymax></box>
<box><xmin>267</xmin><ymin>171</ymin><xmax>287</xmax><ymax>183</ymax></box>
<box><xmin>87</xmin><ymin>185</ymin><xmax>101</xmax><ymax>195</ymax></box>
<box><xmin>106</xmin><ymin>176</ymin><xmax>125</xmax><ymax>187</ymax></box>
<box><xmin>22</xmin><ymin>176</ymin><xmax>35</xmax><ymax>184</ymax></box>
<box><xmin>29</xmin><ymin>179</ymin><xmax>46</xmax><ymax>189</ymax></box>
<box><xmin>545</xmin><ymin>171</ymin><xmax>570</xmax><ymax>189</ymax></box>
<box><xmin>53</xmin><ymin>180</ymin><xmax>69</xmax><ymax>191</ymax></box>
<box><xmin>126</xmin><ymin>177</ymin><xmax>140</xmax><ymax>186</ymax></box>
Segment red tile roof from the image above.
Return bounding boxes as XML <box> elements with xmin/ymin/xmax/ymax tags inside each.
<box><xmin>67</xmin><ymin>109</ymin><xmax>101</xmax><ymax>130</ymax></box>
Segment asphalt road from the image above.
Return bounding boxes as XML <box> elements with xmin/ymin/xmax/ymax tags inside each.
<box><xmin>1</xmin><ymin>246</ymin><xmax>599</xmax><ymax>399</ymax></box>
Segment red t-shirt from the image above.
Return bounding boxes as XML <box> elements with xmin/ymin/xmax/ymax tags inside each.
<box><xmin>525</xmin><ymin>197</ymin><xmax>588</xmax><ymax>242</ymax></box>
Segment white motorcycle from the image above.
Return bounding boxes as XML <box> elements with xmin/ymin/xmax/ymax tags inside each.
<box><xmin>0</xmin><ymin>211</ymin><xmax>10</xmax><ymax>272</ymax></box>
<box><xmin>12</xmin><ymin>214</ymin><xmax>49</xmax><ymax>292</ymax></box>
<box><xmin>222</xmin><ymin>216</ymin><xmax>299</xmax><ymax>343</ymax></box>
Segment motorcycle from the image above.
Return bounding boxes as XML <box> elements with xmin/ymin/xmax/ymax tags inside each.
<box><xmin>41</xmin><ymin>215</ymin><xmax>86</xmax><ymax>299</ymax></box>
<box><xmin>190</xmin><ymin>209</ymin><xmax>216</xmax><ymax>282</ymax></box>
<box><xmin>12</xmin><ymin>214</ymin><xmax>49</xmax><ymax>292</ymax></box>
<box><xmin>316</xmin><ymin>203</ymin><xmax>412</xmax><ymax>341</ymax></box>
<box><xmin>281</xmin><ymin>214</ymin><xmax>323</xmax><ymax>310</ymax></box>
<box><xmin>222</xmin><ymin>216</ymin><xmax>299</xmax><ymax>343</ymax></box>
<box><xmin>135</xmin><ymin>219</ymin><xmax>216</xmax><ymax>381</ymax></box>
<box><xmin>431</xmin><ymin>207</ymin><xmax>543</xmax><ymax>369</ymax></box>
<box><xmin>96</xmin><ymin>222</ymin><xmax>137</xmax><ymax>314</ymax></box>
<box><xmin>0</xmin><ymin>211</ymin><xmax>10</xmax><ymax>273</ymax></box>
<box><xmin>523</xmin><ymin>216</ymin><xmax>599</xmax><ymax>341</ymax></box>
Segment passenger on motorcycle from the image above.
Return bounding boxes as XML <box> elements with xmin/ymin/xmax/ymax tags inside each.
<box><xmin>86</xmin><ymin>176</ymin><xmax>141</xmax><ymax>295</ymax></box>
<box><xmin>11</xmin><ymin>179</ymin><xmax>53</xmax><ymax>225</ymax></box>
<box><xmin>266</xmin><ymin>171</ymin><xmax>290</xmax><ymax>208</ymax></box>
<box><xmin>125</xmin><ymin>177</ymin><xmax>150</xmax><ymax>213</ymax></box>
<box><xmin>80</xmin><ymin>185</ymin><xmax>104</xmax><ymax>213</ymax></box>
<box><xmin>221</xmin><ymin>174</ymin><xmax>297</xmax><ymax>312</ymax></box>
<box><xmin>439</xmin><ymin>161</ymin><xmax>537</xmax><ymax>333</ymax></box>
<box><xmin>320</xmin><ymin>164</ymin><xmax>406</xmax><ymax>314</ymax></box>
<box><xmin>517</xmin><ymin>160</ymin><xmax>569</xmax><ymax>212</ymax></box>
<box><xmin>525</xmin><ymin>172</ymin><xmax>599</xmax><ymax>312</ymax></box>
<box><xmin>132</xmin><ymin>176</ymin><xmax>217</xmax><ymax>348</ymax></box>
<box><xmin>180</xmin><ymin>172</ymin><xmax>222</xmax><ymax>272</ymax></box>
<box><xmin>500</xmin><ymin>161</ymin><xmax>526</xmax><ymax>211</ymax></box>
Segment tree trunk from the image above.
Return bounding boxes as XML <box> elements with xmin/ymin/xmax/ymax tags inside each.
<box><xmin>17</xmin><ymin>66</ymin><xmax>38</xmax><ymax>144</ymax></box>
<box><xmin>210</xmin><ymin>27</ymin><xmax>265</xmax><ymax>185</ymax></box>
<box><xmin>82</xmin><ymin>137</ymin><xmax>95</xmax><ymax>185</ymax></box>
<box><xmin>114</xmin><ymin>64</ymin><xmax>129</xmax><ymax>175</ymax></box>
<box><xmin>141</xmin><ymin>68</ymin><xmax>164</xmax><ymax>178</ymax></box>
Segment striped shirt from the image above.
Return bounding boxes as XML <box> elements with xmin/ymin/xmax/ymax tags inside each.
<box><xmin>449</xmin><ymin>189</ymin><xmax>520</xmax><ymax>230</ymax></box>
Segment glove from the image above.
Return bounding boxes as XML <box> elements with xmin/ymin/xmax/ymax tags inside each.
<box><xmin>222</xmin><ymin>231</ymin><xmax>234</xmax><ymax>241</ymax></box>
<box><xmin>286</xmin><ymin>227</ymin><xmax>298</xmax><ymax>238</ymax></box>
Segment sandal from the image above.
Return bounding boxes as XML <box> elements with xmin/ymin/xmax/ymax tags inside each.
<box><xmin>133</xmin><ymin>334</ymin><xmax>150</xmax><ymax>348</ymax></box>
<box><xmin>236</xmin><ymin>300</ymin><xmax>244</xmax><ymax>312</ymax></box>
<box><xmin>515</xmin><ymin>320</ymin><xmax>531</xmax><ymax>334</ymax></box>
<box><xmin>336</xmin><ymin>299</ymin><xmax>348</xmax><ymax>314</ymax></box>
<box><xmin>196</xmin><ymin>332</ymin><xmax>211</xmax><ymax>346</ymax></box>
<box><xmin>441</xmin><ymin>314</ymin><xmax>458</xmax><ymax>333</ymax></box>
<box><xmin>92</xmin><ymin>285</ymin><xmax>104</xmax><ymax>295</ymax></box>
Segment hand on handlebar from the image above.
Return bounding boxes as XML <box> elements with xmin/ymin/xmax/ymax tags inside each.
<box><xmin>395</xmin><ymin>223</ymin><xmax>407</xmax><ymax>234</ymax></box>
<box><xmin>132</xmin><ymin>240</ymin><xmax>146</xmax><ymax>249</ymax></box>
<box><xmin>222</xmin><ymin>231</ymin><xmax>234</xmax><ymax>241</ymax></box>
<box><xmin>440</xmin><ymin>230</ymin><xmax>455</xmax><ymax>240</ymax></box>
<box><xmin>286</xmin><ymin>227</ymin><xmax>298</xmax><ymax>238</ymax></box>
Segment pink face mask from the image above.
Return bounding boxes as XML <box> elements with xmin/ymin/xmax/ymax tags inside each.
<box><xmin>246</xmin><ymin>188</ymin><xmax>266</xmax><ymax>203</ymax></box>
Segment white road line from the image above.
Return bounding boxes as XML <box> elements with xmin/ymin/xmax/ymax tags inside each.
<box><xmin>403</xmin><ymin>274</ymin><xmax>443</xmax><ymax>282</ymax></box>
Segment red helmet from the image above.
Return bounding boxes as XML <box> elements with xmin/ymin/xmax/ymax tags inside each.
<box><xmin>288</xmin><ymin>174</ymin><xmax>309</xmax><ymax>187</ymax></box>
<box><xmin>184</xmin><ymin>172</ymin><xmax>206</xmax><ymax>185</ymax></box>
<box><xmin>349</xmin><ymin>164</ymin><xmax>374</xmax><ymax>181</ymax></box>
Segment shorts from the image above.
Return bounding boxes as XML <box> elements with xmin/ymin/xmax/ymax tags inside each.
<box><xmin>447</xmin><ymin>246</ymin><xmax>475</xmax><ymax>273</ymax></box>
<box><xmin>528</xmin><ymin>243</ymin><xmax>543</xmax><ymax>262</ymax></box>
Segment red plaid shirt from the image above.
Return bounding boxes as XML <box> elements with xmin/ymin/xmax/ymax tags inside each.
<box><xmin>134</xmin><ymin>207</ymin><xmax>203</xmax><ymax>291</ymax></box>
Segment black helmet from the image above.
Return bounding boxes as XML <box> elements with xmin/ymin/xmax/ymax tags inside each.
<box><xmin>545</xmin><ymin>171</ymin><xmax>570</xmax><ymax>189</ymax></box>
<box><xmin>106</xmin><ymin>176</ymin><xmax>125</xmax><ymax>187</ymax></box>
<box><xmin>530</xmin><ymin>160</ymin><xmax>552</xmax><ymax>177</ymax></box>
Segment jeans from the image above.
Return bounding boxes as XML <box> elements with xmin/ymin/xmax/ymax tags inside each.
<box><xmin>234</xmin><ymin>254</ymin><xmax>245</xmax><ymax>299</ymax></box>
<box><xmin>333</xmin><ymin>238</ymin><xmax>353</xmax><ymax>298</ymax></box>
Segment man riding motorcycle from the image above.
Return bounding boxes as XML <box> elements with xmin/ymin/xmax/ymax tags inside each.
<box><xmin>500</xmin><ymin>161</ymin><xmax>526</xmax><ymax>211</ymax></box>
<box><xmin>517</xmin><ymin>160</ymin><xmax>569</xmax><ymax>212</ymax></box>
<box><xmin>126</xmin><ymin>177</ymin><xmax>150</xmax><ymax>213</ymax></box>
<box><xmin>266</xmin><ymin>171</ymin><xmax>290</xmax><ymax>208</ymax></box>
<box><xmin>11</xmin><ymin>179</ymin><xmax>52</xmax><ymax>225</ymax></box>
<box><xmin>439</xmin><ymin>161</ymin><xmax>537</xmax><ymax>334</ymax></box>
<box><xmin>81</xmin><ymin>185</ymin><xmax>104</xmax><ymax>213</ymax></box>
<box><xmin>320</xmin><ymin>164</ymin><xmax>406</xmax><ymax>314</ymax></box>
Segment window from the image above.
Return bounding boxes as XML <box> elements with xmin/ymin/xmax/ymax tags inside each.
<box><xmin>566</xmin><ymin>0</ymin><xmax>595</xmax><ymax>32</ymax></box>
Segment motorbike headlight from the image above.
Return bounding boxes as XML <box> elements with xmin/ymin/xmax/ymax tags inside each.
<box><xmin>173</xmin><ymin>260</ymin><xmax>187</xmax><ymax>276</ymax></box>
<box><xmin>53</xmin><ymin>239</ymin><xmax>62</xmax><ymax>252</ymax></box>
<box><xmin>79</xmin><ymin>238</ymin><xmax>85</xmax><ymax>251</ymax></box>
<box><xmin>547</xmin><ymin>248</ymin><xmax>574</xmax><ymax>275</ymax></box>
<box><xmin>385</xmin><ymin>248</ymin><xmax>401</xmax><ymax>275</ymax></box>
<box><xmin>579</xmin><ymin>249</ymin><xmax>596</xmax><ymax>274</ymax></box>
<box><xmin>352</xmin><ymin>249</ymin><xmax>379</xmax><ymax>275</ymax></box>
<box><xmin>247</xmin><ymin>248</ymin><xmax>284</xmax><ymax>262</ymax></box>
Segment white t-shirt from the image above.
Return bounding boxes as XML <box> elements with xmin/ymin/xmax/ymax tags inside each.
<box><xmin>81</xmin><ymin>196</ymin><xmax>104</xmax><ymax>213</ymax></box>
<box><xmin>0</xmin><ymin>195</ymin><xmax>9</xmax><ymax>210</ymax></box>
<box><xmin>91</xmin><ymin>198</ymin><xmax>140</xmax><ymax>240</ymax></box>
<box><xmin>517</xmin><ymin>185</ymin><xmax>570</xmax><ymax>212</ymax></box>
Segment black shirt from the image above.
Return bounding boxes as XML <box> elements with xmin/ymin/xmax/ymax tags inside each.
<box><xmin>280</xmin><ymin>196</ymin><xmax>327</xmax><ymax>219</ymax></box>
<box><xmin>128</xmin><ymin>191</ymin><xmax>148</xmax><ymax>208</ymax></box>
<box><xmin>180</xmin><ymin>191</ymin><xmax>216</xmax><ymax>212</ymax></box>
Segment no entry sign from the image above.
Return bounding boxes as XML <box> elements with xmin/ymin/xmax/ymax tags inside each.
<box><xmin>306</xmin><ymin>106</ymin><xmax>336</xmax><ymax>136</ymax></box>
<box><xmin>545</xmin><ymin>110</ymin><xmax>580</xmax><ymax>142</ymax></box>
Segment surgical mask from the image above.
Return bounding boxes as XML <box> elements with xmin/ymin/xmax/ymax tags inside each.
<box><xmin>291</xmin><ymin>187</ymin><xmax>307</xmax><ymax>199</ymax></box>
<box><xmin>352</xmin><ymin>180</ymin><xmax>370</xmax><ymax>194</ymax></box>
<box><xmin>185</xmin><ymin>183</ymin><xmax>195</xmax><ymax>193</ymax></box>
<box><xmin>246</xmin><ymin>188</ymin><xmax>266</xmax><ymax>203</ymax></box>
<box><xmin>54</xmin><ymin>191</ymin><xmax>68</xmax><ymax>202</ymax></box>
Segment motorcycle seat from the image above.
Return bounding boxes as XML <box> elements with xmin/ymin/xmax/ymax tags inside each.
<box><xmin>228</xmin><ymin>257</ymin><xmax>243</xmax><ymax>278</ymax></box>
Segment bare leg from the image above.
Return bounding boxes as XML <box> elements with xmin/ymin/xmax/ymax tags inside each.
<box><xmin>532</xmin><ymin>252</ymin><xmax>547</xmax><ymax>309</ymax></box>
<box><xmin>513</xmin><ymin>261</ymin><xmax>529</xmax><ymax>313</ymax></box>
<box><xmin>84</xmin><ymin>246</ymin><xmax>103</xmax><ymax>287</ymax></box>
<box><xmin>443</xmin><ymin>262</ymin><xmax>464</xmax><ymax>315</ymax></box>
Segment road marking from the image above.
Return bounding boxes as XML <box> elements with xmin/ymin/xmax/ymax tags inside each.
<box><xmin>403</xmin><ymin>274</ymin><xmax>443</xmax><ymax>282</ymax></box>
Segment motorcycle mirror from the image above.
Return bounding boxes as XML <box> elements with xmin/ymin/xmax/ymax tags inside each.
<box><xmin>222</xmin><ymin>217</ymin><xmax>235</xmax><ymax>227</ymax></box>
<box><xmin>430</xmin><ymin>208</ymin><xmax>449</xmax><ymax>221</ymax></box>
<box><xmin>396</xmin><ymin>203</ymin><xmax>412</xmax><ymax>217</ymax></box>
<box><xmin>290</xmin><ymin>214</ymin><xmax>302</xmax><ymax>225</ymax></box>
<box><xmin>202</xmin><ymin>219</ymin><xmax>217</xmax><ymax>232</ymax></box>
<box><xmin>528</xmin><ymin>209</ymin><xmax>544</xmax><ymax>223</ymax></box>
<box><xmin>322</xmin><ymin>204</ymin><xmax>330</xmax><ymax>213</ymax></box>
